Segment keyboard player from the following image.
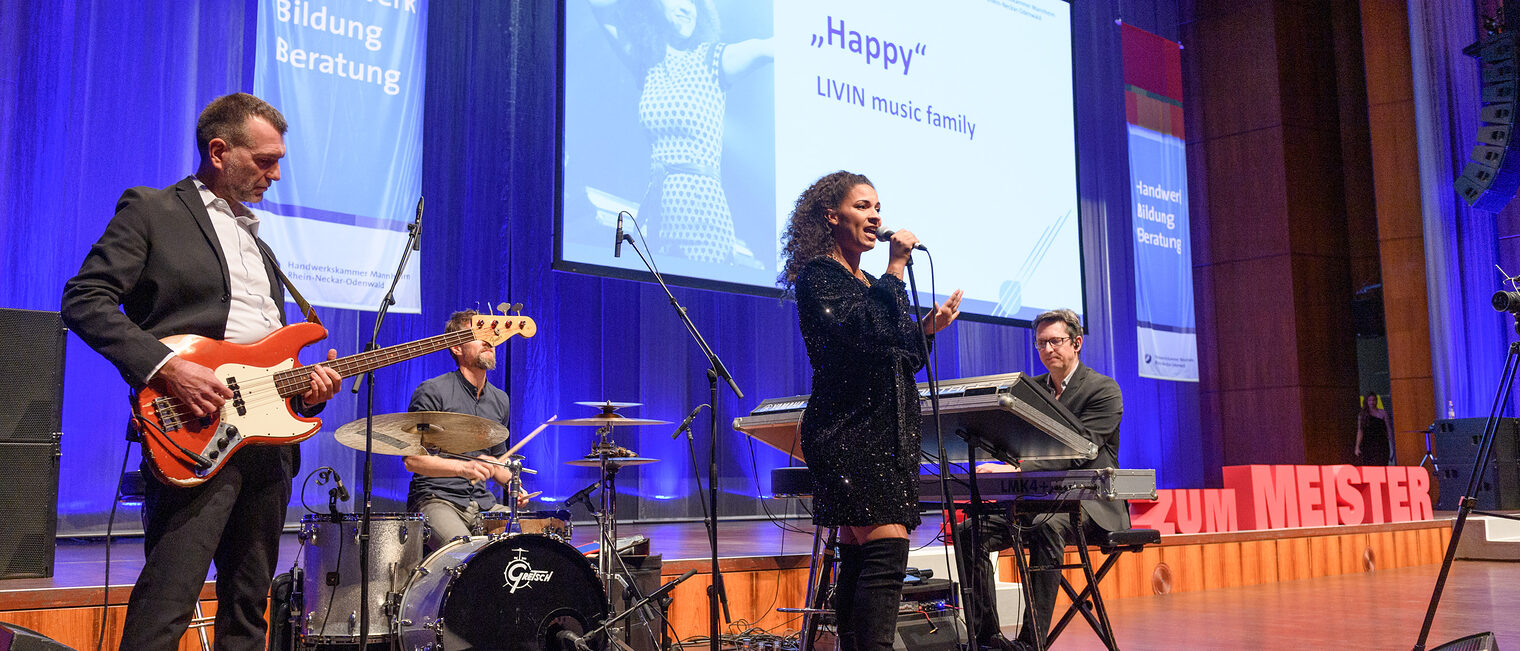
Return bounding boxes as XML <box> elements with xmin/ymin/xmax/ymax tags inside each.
<box><xmin>954</xmin><ymin>309</ymin><xmax>1128</xmax><ymax>651</ymax></box>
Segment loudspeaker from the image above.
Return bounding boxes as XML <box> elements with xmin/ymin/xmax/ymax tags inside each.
<box><xmin>607</xmin><ymin>554</ymin><xmax>670</xmax><ymax>651</ymax></box>
<box><xmin>1458</xmin><ymin>32</ymin><xmax>1520</xmax><ymax>211</ymax></box>
<box><xmin>0</xmin><ymin>309</ymin><xmax>65</xmax><ymax>444</ymax></box>
<box><xmin>1433</xmin><ymin>418</ymin><xmax>1520</xmax><ymax>511</ymax></box>
<box><xmin>0</xmin><ymin>623</ymin><xmax>74</xmax><ymax>651</ymax></box>
<box><xmin>892</xmin><ymin>605</ymin><xmax>963</xmax><ymax>651</ymax></box>
<box><xmin>0</xmin><ymin>309</ymin><xmax>65</xmax><ymax>580</ymax></box>
<box><xmin>893</xmin><ymin>578</ymin><xmax>962</xmax><ymax>651</ymax></box>
<box><xmin>1429</xmin><ymin>631</ymin><xmax>1499</xmax><ymax>651</ymax></box>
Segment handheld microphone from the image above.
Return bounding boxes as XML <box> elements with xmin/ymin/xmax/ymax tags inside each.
<box><xmin>614</xmin><ymin>212</ymin><xmax>625</xmax><ymax>258</ymax></box>
<box><xmin>876</xmin><ymin>228</ymin><xmax>927</xmax><ymax>251</ymax></box>
<box><xmin>670</xmin><ymin>404</ymin><xmax>709</xmax><ymax>439</ymax></box>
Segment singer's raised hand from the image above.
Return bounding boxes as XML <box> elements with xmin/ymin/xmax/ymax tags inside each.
<box><xmin>923</xmin><ymin>288</ymin><xmax>964</xmax><ymax>335</ymax></box>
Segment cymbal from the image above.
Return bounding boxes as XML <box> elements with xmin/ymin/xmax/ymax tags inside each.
<box><xmin>564</xmin><ymin>455</ymin><xmax>660</xmax><ymax>468</ymax></box>
<box><xmin>335</xmin><ymin>412</ymin><xmax>510</xmax><ymax>456</ymax></box>
<box><xmin>548</xmin><ymin>414</ymin><xmax>670</xmax><ymax>427</ymax></box>
<box><xmin>573</xmin><ymin>400</ymin><xmax>642</xmax><ymax>409</ymax></box>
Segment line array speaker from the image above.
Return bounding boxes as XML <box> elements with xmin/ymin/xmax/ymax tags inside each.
<box><xmin>1457</xmin><ymin>32</ymin><xmax>1520</xmax><ymax>211</ymax></box>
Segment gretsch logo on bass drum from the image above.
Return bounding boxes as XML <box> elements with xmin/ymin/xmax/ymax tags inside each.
<box><xmin>502</xmin><ymin>547</ymin><xmax>555</xmax><ymax>593</ymax></box>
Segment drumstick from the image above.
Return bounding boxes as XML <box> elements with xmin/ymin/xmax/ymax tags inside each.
<box><xmin>503</xmin><ymin>415</ymin><xmax>554</xmax><ymax>458</ymax></box>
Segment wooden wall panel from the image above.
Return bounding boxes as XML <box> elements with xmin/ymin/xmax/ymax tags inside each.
<box><xmin>0</xmin><ymin>600</ymin><xmax>216</xmax><ymax>651</ymax></box>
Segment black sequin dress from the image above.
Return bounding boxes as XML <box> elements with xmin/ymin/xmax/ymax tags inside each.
<box><xmin>795</xmin><ymin>257</ymin><xmax>925</xmax><ymax>529</ymax></box>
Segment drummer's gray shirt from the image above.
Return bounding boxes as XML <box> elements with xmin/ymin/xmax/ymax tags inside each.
<box><xmin>405</xmin><ymin>370</ymin><xmax>511</xmax><ymax>510</ymax></box>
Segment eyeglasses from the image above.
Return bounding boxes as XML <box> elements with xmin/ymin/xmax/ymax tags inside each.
<box><xmin>1034</xmin><ymin>336</ymin><xmax>1072</xmax><ymax>350</ymax></box>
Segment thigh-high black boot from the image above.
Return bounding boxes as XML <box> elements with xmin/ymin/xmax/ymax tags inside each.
<box><xmin>848</xmin><ymin>537</ymin><xmax>909</xmax><ymax>650</ymax></box>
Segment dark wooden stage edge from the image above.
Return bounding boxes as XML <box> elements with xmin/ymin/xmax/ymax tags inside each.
<box><xmin>0</xmin><ymin>516</ymin><xmax>1454</xmax><ymax>649</ymax></box>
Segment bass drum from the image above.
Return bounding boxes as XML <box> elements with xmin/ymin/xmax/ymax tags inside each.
<box><xmin>397</xmin><ymin>533</ymin><xmax>608</xmax><ymax>650</ymax></box>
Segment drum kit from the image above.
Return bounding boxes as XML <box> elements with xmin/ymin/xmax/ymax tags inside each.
<box><xmin>292</xmin><ymin>402</ymin><xmax>688</xmax><ymax>651</ymax></box>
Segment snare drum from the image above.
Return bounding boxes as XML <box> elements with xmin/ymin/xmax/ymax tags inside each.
<box><xmin>397</xmin><ymin>533</ymin><xmax>608</xmax><ymax>650</ymax></box>
<box><xmin>298</xmin><ymin>513</ymin><xmax>425</xmax><ymax>645</ymax></box>
<box><xmin>480</xmin><ymin>509</ymin><xmax>574</xmax><ymax>540</ymax></box>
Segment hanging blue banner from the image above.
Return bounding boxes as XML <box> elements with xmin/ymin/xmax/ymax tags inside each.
<box><xmin>252</xmin><ymin>0</ymin><xmax>428</xmax><ymax>312</ymax></box>
<box><xmin>1124</xmin><ymin>24</ymin><xmax>1197</xmax><ymax>381</ymax></box>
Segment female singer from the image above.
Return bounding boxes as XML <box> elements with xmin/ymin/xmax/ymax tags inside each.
<box><xmin>778</xmin><ymin>171</ymin><xmax>962</xmax><ymax>649</ymax></box>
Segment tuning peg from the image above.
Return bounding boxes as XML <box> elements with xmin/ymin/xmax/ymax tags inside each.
<box><xmin>511</xmin><ymin>302</ymin><xmax>524</xmax><ymax>315</ymax></box>
<box><xmin>496</xmin><ymin>302</ymin><xmax>512</xmax><ymax>315</ymax></box>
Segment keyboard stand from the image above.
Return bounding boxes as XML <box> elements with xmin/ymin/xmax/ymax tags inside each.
<box><xmin>1010</xmin><ymin>501</ymin><xmax>1119</xmax><ymax>651</ymax></box>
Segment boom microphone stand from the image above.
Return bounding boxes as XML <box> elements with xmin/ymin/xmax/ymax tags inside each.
<box><xmin>616</xmin><ymin>214</ymin><xmax>741</xmax><ymax>651</ymax></box>
<box><xmin>350</xmin><ymin>196</ymin><xmax>424</xmax><ymax>646</ymax></box>
<box><xmin>1412</xmin><ymin>295</ymin><xmax>1520</xmax><ymax>650</ymax></box>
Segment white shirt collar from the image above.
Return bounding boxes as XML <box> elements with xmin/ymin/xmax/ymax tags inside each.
<box><xmin>193</xmin><ymin>176</ymin><xmax>260</xmax><ymax>232</ymax></box>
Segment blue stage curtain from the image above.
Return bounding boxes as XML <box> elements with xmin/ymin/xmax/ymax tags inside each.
<box><xmin>2</xmin><ymin>0</ymin><xmax>1202</xmax><ymax>534</ymax></box>
<box><xmin>1407</xmin><ymin>0</ymin><xmax>1513</xmax><ymax>421</ymax></box>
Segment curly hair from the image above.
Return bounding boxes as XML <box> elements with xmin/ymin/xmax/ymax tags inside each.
<box><xmin>777</xmin><ymin>171</ymin><xmax>873</xmax><ymax>292</ymax></box>
<box><xmin>617</xmin><ymin>0</ymin><xmax>722</xmax><ymax>69</ymax></box>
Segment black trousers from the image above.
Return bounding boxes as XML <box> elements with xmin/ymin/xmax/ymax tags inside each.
<box><xmin>955</xmin><ymin>512</ymin><xmax>1106</xmax><ymax>644</ymax></box>
<box><xmin>122</xmin><ymin>445</ymin><xmax>295</xmax><ymax>651</ymax></box>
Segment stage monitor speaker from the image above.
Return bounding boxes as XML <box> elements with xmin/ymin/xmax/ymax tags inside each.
<box><xmin>0</xmin><ymin>622</ymin><xmax>74</xmax><ymax>651</ymax></box>
<box><xmin>892</xmin><ymin>605</ymin><xmax>963</xmax><ymax>651</ymax></box>
<box><xmin>1458</xmin><ymin>31</ymin><xmax>1520</xmax><ymax>212</ymax></box>
<box><xmin>1429</xmin><ymin>631</ymin><xmax>1499</xmax><ymax>651</ymax></box>
<box><xmin>1432</xmin><ymin>418</ymin><xmax>1520</xmax><ymax>511</ymax></box>
<box><xmin>0</xmin><ymin>309</ymin><xmax>65</xmax><ymax>580</ymax></box>
<box><xmin>606</xmin><ymin>554</ymin><xmax>670</xmax><ymax>651</ymax></box>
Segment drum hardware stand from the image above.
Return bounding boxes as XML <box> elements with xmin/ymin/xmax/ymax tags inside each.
<box><xmin>619</xmin><ymin>216</ymin><xmax>744</xmax><ymax>650</ymax></box>
<box><xmin>421</xmin><ymin>446</ymin><xmax>538</xmax><ymax>533</ymax></box>
<box><xmin>1412</xmin><ymin>297</ymin><xmax>1520</xmax><ymax>650</ymax></box>
<box><xmin>558</xmin><ymin>569</ymin><xmax>700</xmax><ymax>651</ymax></box>
<box><xmin>350</xmin><ymin>196</ymin><xmax>424</xmax><ymax>646</ymax></box>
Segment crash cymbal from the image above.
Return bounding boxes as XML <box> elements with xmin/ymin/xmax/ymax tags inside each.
<box><xmin>335</xmin><ymin>412</ymin><xmax>510</xmax><ymax>456</ymax></box>
<box><xmin>573</xmin><ymin>400</ymin><xmax>643</xmax><ymax>409</ymax></box>
<box><xmin>548</xmin><ymin>414</ymin><xmax>670</xmax><ymax>427</ymax></box>
<box><xmin>564</xmin><ymin>455</ymin><xmax>660</xmax><ymax>468</ymax></box>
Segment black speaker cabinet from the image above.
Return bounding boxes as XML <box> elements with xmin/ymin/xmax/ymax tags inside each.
<box><xmin>1433</xmin><ymin>418</ymin><xmax>1520</xmax><ymax>511</ymax></box>
<box><xmin>606</xmin><ymin>554</ymin><xmax>670</xmax><ymax>651</ymax></box>
<box><xmin>1430</xmin><ymin>631</ymin><xmax>1500</xmax><ymax>651</ymax></box>
<box><xmin>0</xmin><ymin>308</ymin><xmax>65</xmax><ymax>579</ymax></box>
<box><xmin>0</xmin><ymin>622</ymin><xmax>74</xmax><ymax>651</ymax></box>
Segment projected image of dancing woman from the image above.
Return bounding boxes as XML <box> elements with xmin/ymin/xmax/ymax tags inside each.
<box><xmin>779</xmin><ymin>170</ymin><xmax>962</xmax><ymax>650</ymax></box>
<box><xmin>588</xmin><ymin>0</ymin><xmax>772</xmax><ymax>264</ymax></box>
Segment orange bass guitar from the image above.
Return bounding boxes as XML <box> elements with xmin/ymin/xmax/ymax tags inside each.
<box><xmin>131</xmin><ymin>314</ymin><xmax>537</xmax><ymax>487</ymax></box>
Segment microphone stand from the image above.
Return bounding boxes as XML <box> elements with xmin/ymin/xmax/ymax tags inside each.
<box><xmin>619</xmin><ymin>232</ymin><xmax>741</xmax><ymax>651</ymax></box>
<box><xmin>351</xmin><ymin>196</ymin><xmax>423</xmax><ymax>646</ymax></box>
<box><xmin>1413</xmin><ymin>332</ymin><xmax>1520</xmax><ymax>649</ymax></box>
<box><xmin>902</xmin><ymin>252</ymin><xmax>974</xmax><ymax>649</ymax></box>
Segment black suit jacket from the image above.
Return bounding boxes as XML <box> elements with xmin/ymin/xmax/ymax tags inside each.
<box><xmin>1021</xmin><ymin>362</ymin><xmax>1129</xmax><ymax>533</ymax></box>
<box><xmin>61</xmin><ymin>176</ymin><xmax>288</xmax><ymax>388</ymax></box>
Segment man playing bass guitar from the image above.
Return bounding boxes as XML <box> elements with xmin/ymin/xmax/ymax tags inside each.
<box><xmin>61</xmin><ymin>93</ymin><xmax>342</xmax><ymax>650</ymax></box>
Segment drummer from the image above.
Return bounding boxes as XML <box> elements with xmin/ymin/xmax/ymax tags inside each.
<box><xmin>404</xmin><ymin>309</ymin><xmax>529</xmax><ymax>549</ymax></box>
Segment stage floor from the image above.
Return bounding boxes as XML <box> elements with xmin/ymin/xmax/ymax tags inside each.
<box><xmin>4</xmin><ymin>516</ymin><xmax>1511</xmax><ymax>649</ymax></box>
<box><xmin>1056</xmin><ymin>560</ymin><xmax>1520</xmax><ymax>650</ymax></box>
